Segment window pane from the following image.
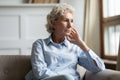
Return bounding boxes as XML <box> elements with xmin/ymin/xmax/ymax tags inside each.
<box><xmin>103</xmin><ymin>0</ymin><xmax>120</xmax><ymax>17</ymax></box>
<box><xmin>104</xmin><ymin>25</ymin><xmax>120</xmax><ymax>56</ymax></box>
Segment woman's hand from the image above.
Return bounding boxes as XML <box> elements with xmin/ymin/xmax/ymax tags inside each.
<box><xmin>65</xmin><ymin>28</ymin><xmax>80</xmax><ymax>44</ymax></box>
<box><xmin>65</xmin><ymin>27</ymin><xmax>90</xmax><ymax>51</ymax></box>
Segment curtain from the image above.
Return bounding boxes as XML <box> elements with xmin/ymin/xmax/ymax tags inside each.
<box><xmin>84</xmin><ymin>0</ymin><xmax>100</xmax><ymax>55</ymax></box>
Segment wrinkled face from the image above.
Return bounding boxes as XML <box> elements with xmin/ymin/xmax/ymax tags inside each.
<box><xmin>52</xmin><ymin>12</ymin><xmax>74</xmax><ymax>36</ymax></box>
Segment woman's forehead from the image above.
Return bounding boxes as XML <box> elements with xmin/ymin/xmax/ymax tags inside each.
<box><xmin>60</xmin><ymin>12</ymin><xmax>73</xmax><ymax>19</ymax></box>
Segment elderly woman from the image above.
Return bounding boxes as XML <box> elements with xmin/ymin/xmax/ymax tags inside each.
<box><xmin>25</xmin><ymin>3</ymin><xmax>105</xmax><ymax>80</ymax></box>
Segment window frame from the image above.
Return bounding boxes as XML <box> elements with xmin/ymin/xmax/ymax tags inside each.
<box><xmin>99</xmin><ymin>0</ymin><xmax>120</xmax><ymax>60</ymax></box>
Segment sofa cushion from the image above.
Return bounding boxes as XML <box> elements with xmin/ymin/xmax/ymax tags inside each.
<box><xmin>85</xmin><ymin>69</ymin><xmax>120</xmax><ymax>80</ymax></box>
<box><xmin>0</xmin><ymin>55</ymin><xmax>31</xmax><ymax>80</ymax></box>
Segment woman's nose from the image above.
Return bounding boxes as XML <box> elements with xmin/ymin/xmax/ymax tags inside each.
<box><xmin>68</xmin><ymin>22</ymin><xmax>72</xmax><ymax>28</ymax></box>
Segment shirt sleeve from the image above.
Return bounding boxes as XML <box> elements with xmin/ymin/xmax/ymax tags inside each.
<box><xmin>31</xmin><ymin>40</ymin><xmax>58</xmax><ymax>79</ymax></box>
<box><xmin>78</xmin><ymin>49</ymin><xmax>105</xmax><ymax>73</ymax></box>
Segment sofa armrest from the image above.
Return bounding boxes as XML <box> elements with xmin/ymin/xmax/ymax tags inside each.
<box><xmin>77</xmin><ymin>65</ymin><xmax>86</xmax><ymax>80</ymax></box>
<box><xmin>85</xmin><ymin>69</ymin><xmax>120</xmax><ymax>80</ymax></box>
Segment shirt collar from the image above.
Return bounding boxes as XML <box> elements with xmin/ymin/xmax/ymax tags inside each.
<box><xmin>46</xmin><ymin>35</ymin><xmax>69</xmax><ymax>47</ymax></box>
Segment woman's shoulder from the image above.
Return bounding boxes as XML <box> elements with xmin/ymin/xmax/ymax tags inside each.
<box><xmin>32</xmin><ymin>37</ymin><xmax>49</xmax><ymax>46</ymax></box>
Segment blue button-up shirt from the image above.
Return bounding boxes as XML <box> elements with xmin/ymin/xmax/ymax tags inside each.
<box><xmin>25</xmin><ymin>36</ymin><xmax>105</xmax><ymax>80</ymax></box>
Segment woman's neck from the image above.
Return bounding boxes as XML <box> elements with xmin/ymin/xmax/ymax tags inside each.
<box><xmin>52</xmin><ymin>33</ymin><xmax>65</xmax><ymax>43</ymax></box>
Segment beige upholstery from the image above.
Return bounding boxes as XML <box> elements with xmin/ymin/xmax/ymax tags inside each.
<box><xmin>85</xmin><ymin>69</ymin><xmax>120</xmax><ymax>80</ymax></box>
<box><xmin>0</xmin><ymin>55</ymin><xmax>31</xmax><ymax>80</ymax></box>
<box><xmin>0</xmin><ymin>55</ymin><xmax>120</xmax><ymax>80</ymax></box>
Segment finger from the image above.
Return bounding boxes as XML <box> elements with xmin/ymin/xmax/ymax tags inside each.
<box><xmin>71</xmin><ymin>28</ymin><xmax>77</xmax><ymax>33</ymax></box>
<box><xmin>65</xmin><ymin>32</ymin><xmax>71</xmax><ymax>37</ymax></box>
<box><xmin>66</xmin><ymin>36</ymin><xmax>71</xmax><ymax>41</ymax></box>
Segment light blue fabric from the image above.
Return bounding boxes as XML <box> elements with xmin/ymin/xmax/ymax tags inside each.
<box><xmin>25</xmin><ymin>36</ymin><xmax>105</xmax><ymax>80</ymax></box>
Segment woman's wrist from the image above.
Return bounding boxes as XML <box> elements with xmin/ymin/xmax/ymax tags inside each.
<box><xmin>77</xmin><ymin>40</ymin><xmax>90</xmax><ymax>51</ymax></box>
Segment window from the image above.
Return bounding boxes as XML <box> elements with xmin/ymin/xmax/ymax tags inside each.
<box><xmin>100</xmin><ymin>0</ymin><xmax>120</xmax><ymax>60</ymax></box>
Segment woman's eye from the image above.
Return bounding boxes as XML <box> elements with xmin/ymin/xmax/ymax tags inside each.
<box><xmin>63</xmin><ymin>19</ymin><xmax>73</xmax><ymax>23</ymax></box>
<box><xmin>64</xmin><ymin>19</ymin><xmax>68</xmax><ymax>22</ymax></box>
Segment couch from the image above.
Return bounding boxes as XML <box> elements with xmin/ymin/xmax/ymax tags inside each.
<box><xmin>0</xmin><ymin>55</ymin><xmax>120</xmax><ymax>80</ymax></box>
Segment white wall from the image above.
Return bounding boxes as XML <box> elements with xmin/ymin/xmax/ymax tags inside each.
<box><xmin>0</xmin><ymin>0</ymin><xmax>28</xmax><ymax>4</ymax></box>
<box><xmin>0</xmin><ymin>5</ymin><xmax>53</xmax><ymax>55</ymax></box>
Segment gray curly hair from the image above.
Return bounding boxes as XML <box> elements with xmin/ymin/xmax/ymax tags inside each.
<box><xmin>46</xmin><ymin>3</ymin><xmax>75</xmax><ymax>33</ymax></box>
